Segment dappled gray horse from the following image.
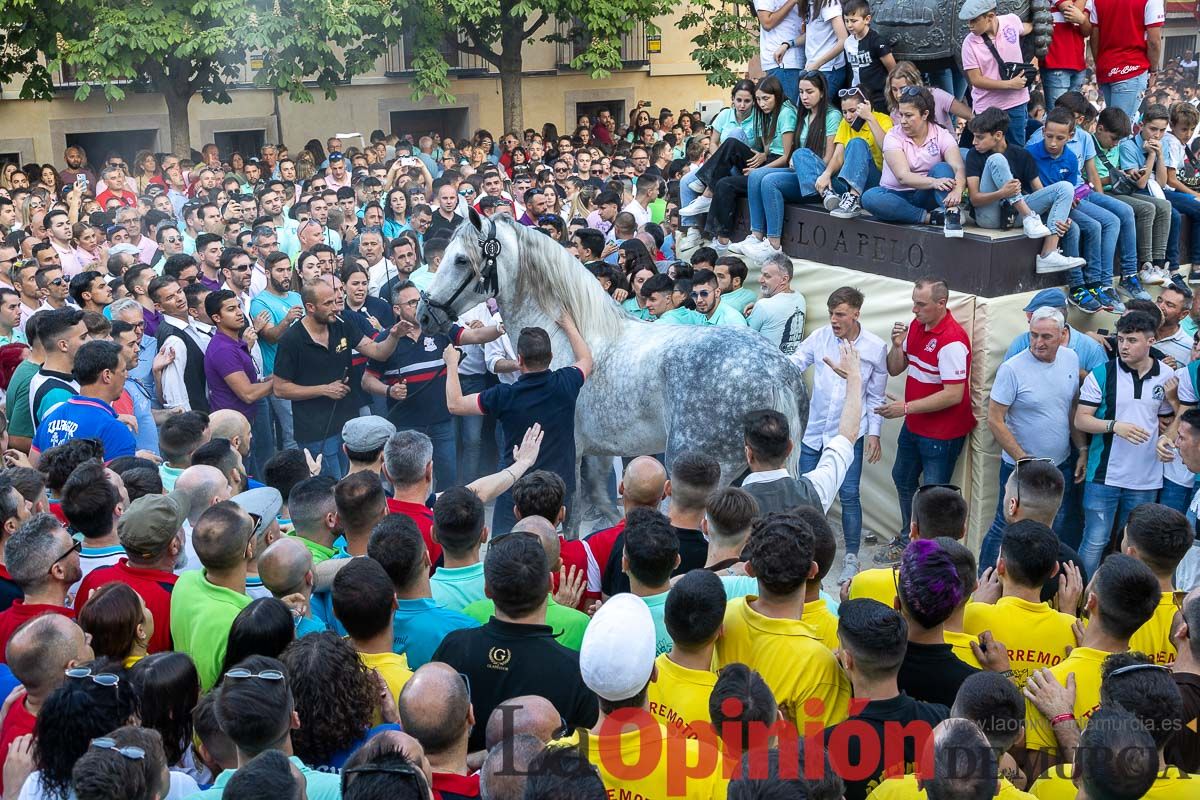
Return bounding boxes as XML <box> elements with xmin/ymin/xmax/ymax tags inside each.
<box><xmin>417</xmin><ymin>211</ymin><xmax>808</xmax><ymax>532</ymax></box>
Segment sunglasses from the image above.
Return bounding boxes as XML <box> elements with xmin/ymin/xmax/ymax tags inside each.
<box><xmin>224</xmin><ymin>667</ymin><xmax>285</xmax><ymax>681</ymax></box>
<box><xmin>48</xmin><ymin>277</ymin><xmax>66</xmax><ymax>287</ymax></box>
<box><xmin>52</xmin><ymin>538</ymin><xmax>81</xmax><ymax>566</ymax></box>
<box><xmin>91</xmin><ymin>738</ymin><xmax>145</xmax><ymax>760</ymax></box>
<box><xmin>162</xmin><ymin>237</ymin><xmax>180</xmax><ymax>244</ymax></box>
<box><xmin>1108</xmin><ymin>663</ymin><xmax>1170</xmax><ymax>678</ymax></box>
<box><xmin>899</xmin><ymin>85</ymin><xmax>925</xmax><ymax>98</ymax></box>
<box><xmin>838</xmin><ymin>87</ymin><xmax>866</xmax><ymax>100</ymax></box>
<box><xmin>66</xmin><ymin>667</ymin><xmax>120</xmax><ymax>686</ymax></box>
<box><xmin>691</xmin><ymin>289</ymin><xmax>712</xmax><ymax>299</ymax></box>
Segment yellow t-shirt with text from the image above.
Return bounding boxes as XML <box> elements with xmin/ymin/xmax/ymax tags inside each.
<box><xmin>963</xmin><ymin>596</ymin><xmax>1076</xmax><ymax>685</ymax></box>
<box><xmin>647</xmin><ymin>653</ymin><xmax>718</xmax><ymax>741</ymax></box>
<box><xmin>715</xmin><ymin>596</ymin><xmax>850</xmax><ymax>727</ymax></box>
<box><xmin>867</xmin><ymin>772</ymin><xmax>1035</xmax><ymax>800</ymax></box>
<box><xmin>1023</xmin><ymin>647</ymin><xmax>1109</xmax><ymax>754</ymax></box>
<box><xmin>1128</xmin><ymin>591</ymin><xmax>1178</xmax><ymax>665</ymax></box>
<box><xmin>849</xmin><ymin>567</ymin><xmax>897</xmax><ymax>607</ymax></box>
<box><xmin>802</xmin><ymin>597</ymin><xmax>840</xmax><ymax>652</ymax></box>
<box><xmin>556</xmin><ymin>723</ymin><xmax>728</xmax><ymax>800</ymax></box>
<box><xmin>1030</xmin><ymin>764</ymin><xmax>1200</xmax><ymax>799</ymax></box>
<box><xmin>942</xmin><ymin>629</ymin><xmax>983</xmax><ymax>669</ymax></box>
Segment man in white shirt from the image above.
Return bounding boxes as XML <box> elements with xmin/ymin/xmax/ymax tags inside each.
<box><xmin>151</xmin><ymin>276</ymin><xmax>211</xmax><ymax>412</ymax></box>
<box><xmin>747</xmin><ymin>252</ymin><xmax>807</xmax><ymax>354</ymax></box>
<box><xmin>621</xmin><ymin>175</ymin><xmax>657</xmax><ymax>227</ymax></box>
<box><xmin>789</xmin><ymin>285</ymin><xmax>887</xmax><ymax>584</ymax></box>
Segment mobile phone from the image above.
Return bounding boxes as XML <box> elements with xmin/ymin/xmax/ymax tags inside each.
<box><xmin>75</xmin><ymin>173</ymin><xmax>88</xmax><ymax>188</ymax></box>
<box><xmin>850</xmin><ymin>116</ymin><xmax>866</xmax><ymax>132</ymax></box>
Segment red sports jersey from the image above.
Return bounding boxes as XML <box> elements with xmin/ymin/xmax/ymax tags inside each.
<box><xmin>902</xmin><ymin>312</ymin><xmax>976</xmax><ymax>440</ymax></box>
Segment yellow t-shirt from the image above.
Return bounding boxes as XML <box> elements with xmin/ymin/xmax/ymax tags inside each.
<box><xmin>834</xmin><ymin>111</ymin><xmax>895</xmax><ymax>169</ymax></box>
<box><xmin>647</xmin><ymin>653</ymin><xmax>718</xmax><ymax>741</ymax></box>
<box><xmin>1128</xmin><ymin>591</ymin><xmax>1178</xmax><ymax>666</ymax></box>
<box><xmin>867</xmin><ymin>772</ymin><xmax>1035</xmax><ymax>800</ymax></box>
<box><xmin>556</xmin><ymin>723</ymin><xmax>729</xmax><ymax>800</ymax></box>
<box><xmin>1030</xmin><ymin>764</ymin><xmax>1198</xmax><ymax>799</ymax></box>
<box><xmin>849</xmin><ymin>567</ymin><xmax>898</xmax><ymax>607</ymax></box>
<box><xmin>358</xmin><ymin>650</ymin><xmax>413</xmax><ymax>703</ymax></box>
<box><xmin>963</xmin><ymin>596</ymin><xmax>1076</xmax><ymax>686</ymax></box>
<box><xmin>942</xmin><ymin>629</ymin><xmax>983</xmax><ymax>669</ymax></box>
<box><xmin>802</xmin><ymin>597</ymin><xmax>840</xmax><ymax>652</ymax></box>
<box><xmin>1023</xmin><ymin>647</ymin><xmax>1109</xmax><ymax>754</ymax></box>
<box><xmin>715</xmin><ymin>597</ymin><xmax>851</xmax><ymax>727</ymax></box>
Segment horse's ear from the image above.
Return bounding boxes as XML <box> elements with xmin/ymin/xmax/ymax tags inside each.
<box><xmin>467</xmin><ymin>206</ymin><xmax>483</xmax><ymax>232</ymax></box>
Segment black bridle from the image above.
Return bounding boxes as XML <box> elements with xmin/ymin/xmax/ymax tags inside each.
<box><xmin>422</xmin><ymin>215</ymin><xmax>501</xmax><ymax>325</ymax></box>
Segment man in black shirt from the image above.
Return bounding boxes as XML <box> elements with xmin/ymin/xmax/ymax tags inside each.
<box><xmin>963</xmin><ymin>107</ymin><xmax>1081</xmax><ymax>274</ymax></box>
<box><xmin>426</xmin><ymin>181</ymin><xmax>464</xmax><ymax>241</ymax></box>
<box><xmin>896</xmin><ymin>540</ymin><xmax>1009</xmax><ymax>708</ymax></box>
<box><xmin>431</xmin><ymin>531</ymin><xmax>598</xmax><ymax>752</ymax></box>
<box><xmin>273</xmin><ymin>280</ymin><xmax>405</xmax><ymax>479</ymax></box>
<box><xmin>826</xmin><ymin>599</ymin><xmax>949</xmax><ymax>800</ymax></box>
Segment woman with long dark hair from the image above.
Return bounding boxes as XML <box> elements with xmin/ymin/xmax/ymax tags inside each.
<box><xmin>734</xmin><ymin>70</ymin><xmax>842</xmax><ymax>258</ymax></box>
<box><xmin>679</xmin><ymin>75</ymin><xmax>797</xmax><ymax>250</ymax></box>
<box><xmin>128</xmin><ymin>652</ymin><xmax>203</xmax><ymax>775</ymax></box>
<box><xmin>218</xmin><ymin>597</ymin><xmax>295</xmax><ymax>679</ymax></box>
<box><xmin>304</xmin><ymin>138</ymin><xmax>327</xmax><ymax>169</ymax></box>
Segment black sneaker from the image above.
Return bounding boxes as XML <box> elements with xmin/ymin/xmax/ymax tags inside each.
<box><xmin>928</xmin><ymin>209</ymin><xmax>946</xmax><ymax>227</ymax></box>
<box><xmin>830</xmin><ymin>192</ymin><xmax>863</xmax><ymax>219</ymax></box>
<box><xmin>1000</xmin><ymin>202</ymin><xmax>1018</xmax><ymax>230</ymax></box>
<box><xmin>1190</xmin><ymin>269</ymin><xmax>1200</xmax><ymax>285</ymax></box>
<box><xmin>943</xmin><ymin>207</ymin><xmax>964</xmax><ymax>238</ymax></box>
<box><xmin>1168</xmin><ymin>271</ymin><xmax>1190</xmax><ymax>295</ymax></box>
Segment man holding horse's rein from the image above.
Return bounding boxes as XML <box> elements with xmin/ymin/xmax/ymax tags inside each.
<box><xmin>444</xmin><ymin>309</ymin><xmax>593</xmax><ymax>537</ymax></box>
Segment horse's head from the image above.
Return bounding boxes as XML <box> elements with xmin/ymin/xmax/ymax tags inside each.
<box><xmin>417</xmin><ymin>207</ymin><xmax>507</xmax><ymax>334</ymax></box>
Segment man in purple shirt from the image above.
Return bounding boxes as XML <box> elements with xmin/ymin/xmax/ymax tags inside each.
<box><xmin>203</xmin><ymin>289</ymin><xmax>274</xmax><ymax>421</ymax></box>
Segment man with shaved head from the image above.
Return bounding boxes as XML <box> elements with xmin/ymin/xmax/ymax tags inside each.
<box><xmin>207</xmin><ymin>409</ymin><xmax>252</xmax><ymax>470</ymax></box>
<box><xmin>258</xmin><ymin>537</ymin><xmax>325</xmax><ymax>637</ymax></box>
<box><xmin>582</xmin><ymin>455</ymin><xmax>667</xmax><ymax>600</ymax></box>
<box><xmin>459</xmin><ymin>515</ymin><xmax>590</xmax><ymax>650</ymax></box>
<box><xmin>170</xmin><ymin>501</ymin><xmax>255</xmax><ymax>689</ymax></box>
<box><xmin>0</xmin><ymin>614</ymin><xmax>92</xmax><ymax>790</ymax></box>
<box><xmin>173</xmin><ymin>464</ymin><xmax>233</xmax><ymax>572</ymax></box>
<box><xmin>484</xmin><ymin>696</ymin><xmax>563</xmax><ymax>749</ymax></box>
<box><xmin>397</xmin><ymin>662</ymin><xmax>477</xmax><ymax>797</ymax></box>
<box><xmin>480</xmin><ymin>734</ymin><xmax>543</xmax><ymax>800</ymax></box>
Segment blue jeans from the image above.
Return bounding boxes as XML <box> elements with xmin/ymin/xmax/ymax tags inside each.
<box><xmin>456</xmin><ymin>374</ymin><xmax>488</xmax><ymax>483</ymax></box>
<box><xmin>1085</xmin><ymin>192</ymin><xmax>1138</xmax><ymax>276</ymax></box>
<box><xmin>249</xmin><ymin>397</ymin><xmax>275</xmax><ymax>478</ymax></box>
<box><xmin>748</xmin><ymin>166</ymin><xmax>800</xmax><ymax>237</ymax></box>
<box><xmin>399</xmin><ymin>418</ymin><xmax>456</xmax><ymax>492</ymax></box>
<box><xmin>767</xmin><ymin>67</ymin><xmax>802</xmax><ymax>107</ymax></box>
<box><xmin>972</xmin><ymin>154</ymin><xmax>1073</xmax><ymax>232</ymax></box>
<box><xmin>891</xmin><ymin>422</ymin><xmax>966</xmax><ymax>542</ymax></box>
<box><xmin>821</xmin><ymin>65</ymin><xmax>850</xmax><ymax>97</ymax></box>
<box><xmin>268</xmin><ymin>394</ymin><xmax>296</xmax><ymax>451</ymax></box>
<box><xmin>1080</xmin><ymin>482</ymin><xmax>1159</xmax><ymax>576</ymax></box>
<box><xmin>980</xmin><ymin>456</ymin><xmax>1080</xmax><ymax>575</ymax></box>
<box><xmin>862</xmin><ymin>162</ymin><xmax>956</xmax><ymax>225</ymax></box>
<box><xmin>1069</xmin><ymin>199</ymin><xmax>1120</xmax><ymax>286</ymax></box>
<box><xmin>1166</xmin><ymin>190</ymin><xmax>1200</xmax><ymax>265</ymax></box>
<box><xmin>1160</xmin><ymin>479</ymin><xmax>1195</xmax><ymax>516</ymax></box>
<box><xmin>800</xmin><ymin>439</ymin><xmax>865</xmax><ymax>555</ymax></box>
<box><xmin>1003</xmin><ymin>104</ymin><xmax>1029</xmax><ymax>148</ymax></box>
<box><xmin>300</xmin><ymin>435</ymin><xmax>349</xmax><ymax>480</ymax></box>
<box><xmin>1101</xmin><ymin>73</ymin><xmax>1149</xmax><ymax>120</ymax></box>
<box><xmin>1042</xmin><ymin>68</ymin><xmax>1086</xmax><ymax>109</ymax></box>
<box><xmin>834</xmin><ymin>138</ymin><xmax>882</xmax><ymax>196</ymax></box>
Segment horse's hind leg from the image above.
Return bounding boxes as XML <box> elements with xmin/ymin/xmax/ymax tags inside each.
<box><xmin>565</xmin><ymin>455</ymin><xmax>619</xmax><ymax>538</ymax></box>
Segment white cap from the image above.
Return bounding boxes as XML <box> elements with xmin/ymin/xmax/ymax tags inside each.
<box><xmin>579</xmin><ymin>593</ymin><xmax>657</xmax><ymax>702</ymax></box>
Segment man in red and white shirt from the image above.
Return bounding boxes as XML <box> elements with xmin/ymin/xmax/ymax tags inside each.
<box><xmin>1042</xmin><ymin>0</ymin><xmax>1094</xmax><ymax>108</ymax></box>
<box><xmin>874</xmin><ymin>277</ymin><xmax>975</xmax><ymax>564</ymax></box>
<box><xmin>1089</xmin><ymin>0</ymin><xmax>1164</xmax><ymax>118</ymax></box>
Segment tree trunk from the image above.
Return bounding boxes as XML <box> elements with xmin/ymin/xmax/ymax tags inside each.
<box><xmin>499</xmin><ymin>20</ymin><xmax>524</xmax><ymax>133</ymax></box>
<box><xmin>162</xmin><ymin>87</ymin><xmax>193</xmax><ymax>158</ymax></box>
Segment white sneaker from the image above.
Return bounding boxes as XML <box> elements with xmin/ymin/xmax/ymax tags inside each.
<box><xmin>743</xmin><ymin>238</ymin><xmax>781</xmax><ymax>261</ymax></box>
<box><xmin>839</xmin><ymin>552</ymin><xmax>860</xmax><ymax>585</ymax></box>
<box><xmin>677</xmin><ymin>228</ymin><xmax>702</xmax><ymax>251</ymax></box>
<box><xmin>727</xmin><ymin>235</ymin><xmax>761</xmax><ymax>255</ymax></box>
<box><xmin>1036</xmin><ymin>249</ymin><xmax>1085</xmax><ymax>273</ymax></box>
<box><xmin>821</xmin><ymin>189</ymin><xmax>841</xmax><ymax>211</ymax></box>
<box><xmin>711</xmin><ymin>239</ymin><xmax>730</xmax><ymax>255</ymax></box>
<box><xmin>1022</xmin><ymin>214</ymin><xmax>1052</xmax><ymax>239</ymax></box>
<box><xmin>1139</xmin><ymin>263</ymin><xmax>1167</xmax><ymax>285</ymax></box>
<box><xmin>679</xmin><ymin>195</ymin><xmax>712</xmax><ymax>216</ymax></box>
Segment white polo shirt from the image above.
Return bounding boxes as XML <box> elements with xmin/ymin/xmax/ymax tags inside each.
<box><xmin>1080</xmin><ymin>358</ymin><xmax>1174</xmax><ymax>490</ymax></box>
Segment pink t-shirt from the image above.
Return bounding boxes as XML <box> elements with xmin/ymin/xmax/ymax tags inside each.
<box><xmin>879</xmin><ymin>124</ymin><xmax>959</xmax><ymax>191</ymax></box>
<box><xmin>961</xmin><ymin>14</ymin><xmax>1031</xmax><ymax>111</ymax></box>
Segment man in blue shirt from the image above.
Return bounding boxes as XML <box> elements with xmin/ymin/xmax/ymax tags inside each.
<box><xmin>1028</xmin><ymin>109</ymin><xmax>1122</xmax><ymax>315</ymax></box>
<box><xmin>445</xmin><ymin>310</ymin><xmax>592</xmax><ymax>536</ymax></box>
<box><xmin>30</xmin><ymin>340</ymin><xmax>137</xmax><ymax>465</ymax></box>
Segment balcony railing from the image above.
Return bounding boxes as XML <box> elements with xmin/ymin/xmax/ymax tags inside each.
<box><xmin>384</xmin><ymin>36</ymin><xmax>492</xmax><ymax>76</ymax></box>
<box><xmin>555</xmin><ymin>19</ymin><xmax>649</xmax><ymax>70</ymax></box>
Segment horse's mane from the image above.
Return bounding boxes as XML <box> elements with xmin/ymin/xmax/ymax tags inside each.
<box><xmin>454</xmin><ymin>215</ymin><xmax>628</xmax><ymax>340</ymax></box>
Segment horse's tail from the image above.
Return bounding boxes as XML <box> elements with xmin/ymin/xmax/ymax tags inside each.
<box><xmin>771</xmin><ymin>360</ymin><xmax>810</xmax><ymax>476</ymax></box>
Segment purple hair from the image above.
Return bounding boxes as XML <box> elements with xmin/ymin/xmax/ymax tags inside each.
<box><xmin>897</xmin><ymin>539</ymin><xmax>964</xmax><ymax>629</ymax></box>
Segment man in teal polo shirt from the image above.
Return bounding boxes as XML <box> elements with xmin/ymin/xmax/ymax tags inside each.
<box><xmin>691</xmin><ymin>268</ymin><xmax>748</xmax><ymax>327</ymax></box>
<box><xmin>170</xmin><ymin>501</ymin><xmax>255</xmax><ymax>690</ymax></box>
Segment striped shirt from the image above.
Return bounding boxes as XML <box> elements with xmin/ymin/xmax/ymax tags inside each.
<box><xmin>366</xmin><ymin>325</ymin><xmax>464</xmax><ymax>428</ymax></box>
<box><xmin>901</xmin><ymin>312</ymin><xmax>975</xmax><ymax>440</ymax></box>
<box><xmin>1080</xmin><ymin>358</ymin><xmax>1173</xmax><ymax>490</ymax></box>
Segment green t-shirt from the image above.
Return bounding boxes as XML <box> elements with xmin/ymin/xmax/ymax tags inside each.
<box><xmin>170</xmin><ymin>569</ymin><xmax>253</xmax><ymax>690</ymax></box>
<box><xmin>429</xmin><ymin>562</ymin><xmax>486</xmax><ymax>612</ymax></box>
<box><xmin>460</xmin><ymin>596</ymin><xmax>590</xmax><ymax>651</ymax></box>
<box><xmin>763</xmin><ymin>103</ymin><xmax>801</xmax><ymax>156</ymax></box>
<box><xmin>641</xmin><ymin>591</ymin><xmax>673</xmax><ymax>656</ymax></box>
<box><xmin>656</xmin><ymin>307</ymin><xmax>710</xmax><ymax>326</ymax></box>
<box><xmin>189</xmin><ymin>755</ymin><xmax>341</xmax><ymax>800</ymax></box>
<box><xmin>159</xmin><ymin>464</ymin><xmax>184</xmax><ymax>492</ymax></box>
<box><xmin>722</xmin><ymin>286</ymin><xmax>756</xmax><ymax>316</ymax></box>
<box><xmin>707</xmin><ymin>300</ymin><xmax>749</xmax><ymax>327</ymax></box>
<box><xmin>1091</xmin><ymin>133</ymin><xmax>1121</xmax><ymax>181</ymax></box>
<box><xmin>796</xmin><ymin>107</ymin><xmax>843</xmax><ymax>154</ymax></box>
<box><xmin>291</xmin><ymin>533</ymin><xmax>338</xmax><ymax>566</ymax></box>
<box><xmin>622</xmin><ymin>297</ymin><xmax>653</xmax><ymax>320</ymax></box>
<box><xmin>6</xmin><ymin>358</ymin><xmax>39</xmax><ymax>439</ymax></box>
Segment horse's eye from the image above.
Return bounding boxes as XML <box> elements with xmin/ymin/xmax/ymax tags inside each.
<box><xmin>455</xmin><ymin>255</ymin><xmax>470</xmax><ymax>268</ymax></box>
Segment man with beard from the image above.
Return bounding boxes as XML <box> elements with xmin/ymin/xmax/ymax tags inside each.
<box><xmin>0</xmin><ymin>514</ymin><xmax>81</xmax><ymax>660</ymax></box>
<box><xmin>75</xmin><ymin>491</ymin><xmax>191</xmax><ymax>652</ymax></box>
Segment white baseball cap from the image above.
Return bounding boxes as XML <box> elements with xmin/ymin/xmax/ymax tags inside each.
<box><xmin>579</xmin><ymin>593</ymin><xmax>657</xmax><ymax>702</ymax></box>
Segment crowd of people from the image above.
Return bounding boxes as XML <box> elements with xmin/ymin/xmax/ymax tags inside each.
<box><xmin>0</xmin><ymin>0</ymin><xmax>1197</xmax><ymax>796</ymax></box>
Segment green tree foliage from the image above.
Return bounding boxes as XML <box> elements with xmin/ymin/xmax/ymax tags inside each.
<box><xmin>0</xmin><ymin>0</ymin><xmax>407</xmax><ymax>155</ymax></box>
<box><xmin>678</xmin><ymin>0</ymin><xmax>758</xmax><ymax>88</ymax></box>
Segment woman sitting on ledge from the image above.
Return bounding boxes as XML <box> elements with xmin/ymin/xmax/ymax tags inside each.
<box><xmin>885</xmin><ymin>61</ymin><xmax>975</xmax><ymax>132</ymax></box>
<box><xmin>861</xmin><ymin>86</ymin><xmax>967</xmax><ymax>238</ymax></box>
<box><xmin>679</xmin><ymin>75</ymin><xmax>797</xmax><ymax>253</ymax></box>
<box><xmin>729</xmin><ymin>71</ymin><xmax>841</xmax><ymax>261</ymax></box>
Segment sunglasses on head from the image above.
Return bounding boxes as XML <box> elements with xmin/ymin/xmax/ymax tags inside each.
<box><xmin>838</xmin><ymin>87</ymin><xmax>866</xmax><ymax>100</ymax></box>
<box><xmin>899</xmin><ymin>86</ymin><xmax>925</xmax><ymax>98</ymax></box>
<box><xmin>66</xmin><ymin>666</ymin><xmax>120</xmax><ymax>686</ymax></box>
<box><xmin>91</xmin><ymin>738</ymin><xmax>145</xmax><ymax>760</ymax></box>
